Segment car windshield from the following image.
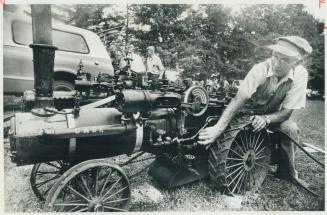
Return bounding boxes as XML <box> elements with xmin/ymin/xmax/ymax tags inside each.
<box><xmin>13</xmin><ymin>21</ymin><xmax>89</xmax><ymax>54</ymax></box>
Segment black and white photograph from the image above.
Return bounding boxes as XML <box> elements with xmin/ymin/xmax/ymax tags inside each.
<box><xmin>2</xmin><ymin>1</ymin><xmax>325</xmax><ymax>212</ymax></box>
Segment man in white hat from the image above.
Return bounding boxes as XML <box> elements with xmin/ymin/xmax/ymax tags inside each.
<box><xmin>198</xmin><ymin>36</ymin><xmax>312</xmax><ymax>186</ymax></box>
<box><xmin>120</xmin><ymin>44</ymin><xmax>146</xmax><ymax>74</ymax></box>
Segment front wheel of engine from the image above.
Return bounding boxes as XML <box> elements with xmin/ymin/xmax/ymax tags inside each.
<box><xmin>44</xmin><ymin>159</ymin><xmax>131</xmax><ymax>212</ymax></box>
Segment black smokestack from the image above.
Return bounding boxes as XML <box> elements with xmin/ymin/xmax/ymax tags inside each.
<box><xmin>29</xmin><ymin>5</ymin><xmax>57</xmax><ymax>116</ymax></box>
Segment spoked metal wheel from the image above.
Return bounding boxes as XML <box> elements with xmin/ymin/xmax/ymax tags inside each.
<box><xmin>209</xmin><ymin>120</ymin><xmax>271</xmax><ymax>196</ymax></box>
<box><xmin>44</xmin><ymin>159</ymin><xmax>131</xmax><ymax>212</ymax></box>
<box><xmin>30</xmin><ymin>160</ymin><xmax>70</xmax><ymax>201</ymax></box>
<box><xmin>225</xmin><ymin>129</ymin><xmax>271</xmax><ymax>195</ymax></box>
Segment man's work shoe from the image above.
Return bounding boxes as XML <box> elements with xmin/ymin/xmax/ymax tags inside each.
<box><xmin>274</xmin><ymin>166</ymin><xmax>292</xmax><ymax>180</ymax></box>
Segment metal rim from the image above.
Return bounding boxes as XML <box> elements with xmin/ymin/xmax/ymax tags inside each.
<box><xmin>225</xmin><ymin>129</ymin><xmax>270</xmax><ymax>195</ymax></box>
<box><xmin>44</xmin><ymin>159</ymin><xmax>131</xmax><ymax>212</ymax></box>
<box><xmin>30</xmin><ymin>160</ymin><xmax>69</xmax><ymax>201</ymax></box>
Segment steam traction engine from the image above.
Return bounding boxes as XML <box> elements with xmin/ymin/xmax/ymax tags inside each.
<box><xmin>8</xmin><ymin>5</ymin><xmax>271</xmax><ymax>212</ymax></box>
<box><xmin>10</xmin><ymin>74</ymin><xmax>271</xmax><ymax>212</ymax></box>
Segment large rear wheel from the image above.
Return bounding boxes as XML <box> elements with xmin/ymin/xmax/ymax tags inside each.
<box><xmin>209</xmin><ymin>119</ymin><xmax>271</xmax><ymax>195</ymax></box>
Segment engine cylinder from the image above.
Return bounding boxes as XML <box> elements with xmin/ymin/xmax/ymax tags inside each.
<box><xmin>116</xmin><ymin>90</ymin><xmax>181</xmax><ymax>113</ymax></box>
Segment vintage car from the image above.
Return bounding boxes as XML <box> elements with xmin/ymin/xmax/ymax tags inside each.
<box><xmin>4</xmin><ymin>7</ymin><xmax>114</xmax><ymax>94</ymax></box>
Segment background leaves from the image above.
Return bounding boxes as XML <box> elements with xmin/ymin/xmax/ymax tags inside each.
<box><xmin>68</xmin><ymin>4</ymin><xmax>324</xmax><ymax>93</ymax></box>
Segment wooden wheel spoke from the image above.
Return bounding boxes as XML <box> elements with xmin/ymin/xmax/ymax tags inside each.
<box><xmin>66</xmin><ymin>185</ymin><xmax>91</xmax><ymax>202</ymax></box>
<box><xmin>43</xmin><ymin>184</ymin><xmax>54</xmax><ymax>196</ymax></box>
<box><xmin>94</xmin><ymin>167</ymin><xmax>100</xmax><ymax>196</ymax></box>
<box><xmin>56</xmin><ymin>199</ymin><xmax>86</xmax><ymax>204</ymax></box>
<box><xmin>36</xmin><ymin>171</ymin><xmax>61</xmax><ymax>175</ymax></box>
<box><xmin>103</xmin><ymin>197</ymin><xmax>129</xmax><ymax>204</ymax></box>
<box><xmin>75</xmin><ymin>207</ymin><xmax>89</xmax><ymax>212</ymax></box>
<box><xmin>99</xmin><ymin>168</ymin><xmax>112</xmax><ymax>196</ymax></box>
<box><xmin>238</xmin><ymin>134</ymin><xmax>247</xmax><ymax>154</ymax></box>
<box><xmin>102</xmin><ymin>176</ymin><xmax>122</xmax><ymax>199</ymax></box>
<box><xmin>103</xmin><ymin>186</ymin><xmax>129</xmax><ymax>202</ymax></box>
<box><xmin>103</xmin><ymin>205</ymin><xmax>128</xmax><ymax>212</ymax></box>
<box><xmin>45</xmin><ymin>162</ymin><xmax>130</xmax><ymax>212</ymax></box>
<box><xmin>35</xmin><ymin>174</ymin><xmax>61</xmax><ymax>188</ymax></box>
<box><xmin>45</xmin><ymin>162</ymin><xmax>61</xmax><ymax>169</ymax></box>
<box><xmin>31</xmin><ymin>161</ymin><xmax>70</xmax><ymax>201</ymax></box>
<box><xmin>74</xmin><ymin>179</ymin><xmax>89</xmax><ymax>197</ymax></box>
<box><xmin>80</xmin><ymin>175</ymin><xmax>93</xmax><ymax>199</ymax></box>
<box><xmin>67</xmin><ymin>205</ymin><xmax>82</xmax><ymax>212</ymax></box>
<box><xmin>56</xmin><ymin>160</ymin><xmax>65</xmax><ymax>167</ymax></box>
<box><xmin>54</xmin><ymin>203</ymin><xmax>89</xmax><ymax>207</ymax></box>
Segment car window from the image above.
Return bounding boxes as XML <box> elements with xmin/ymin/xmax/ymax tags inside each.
<box><xmin>53</xmin><ymin>30</ymin><xmax>89</xmax><ymax>54</ymax></box>
<box><xmin>12</xmin><ymin>21</ymin><xmax>89</xmax><ymax>54</ymax></box>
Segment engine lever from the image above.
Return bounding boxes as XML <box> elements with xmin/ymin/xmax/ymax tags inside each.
<box><xmin>187</xmin><ymin>167</ymin><xmax>200</xmax><ymax>176</ymax></box>
<box><xmin>172</xmin><ymin>117</ymin><xmax>219</xmax><ymax>148</ymax></box>
<box><xmin>181</xmin><ymin>102</ymin><xmax>206</xmax><ymax>109</ymax></box>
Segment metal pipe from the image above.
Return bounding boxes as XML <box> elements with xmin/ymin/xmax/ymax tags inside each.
<box><xmin>147</xmin><ymin>108</ymin><xmax>175</xmax><ymax>119</ymax></box>
<box><xmin>81</xmin><ymin>95</ymin><xmax>116</xmax><ymax>109</ymax></box>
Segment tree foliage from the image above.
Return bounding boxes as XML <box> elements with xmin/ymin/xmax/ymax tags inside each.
<box><xmin>233</xmin><ymin>4</ymin><xmax>324</xmax><ymax>92</ymax></box>
<box><xmin>67</xmin><ymin>4</ymin><xmax>324</xmax><ymax>92</ymax></box>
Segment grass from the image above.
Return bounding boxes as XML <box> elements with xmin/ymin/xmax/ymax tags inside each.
<box><xmin>3</xmin><ymin>99</ymin><xmax>325</xmax><ymax>212</ymax></box>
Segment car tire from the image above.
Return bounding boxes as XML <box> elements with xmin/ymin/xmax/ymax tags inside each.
<box><xmin>53</xmin><ymin>80</ymin><xmax>74</xmax><ymax>91</ymax></box>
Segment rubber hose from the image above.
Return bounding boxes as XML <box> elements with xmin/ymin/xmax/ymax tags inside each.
<box><xmin>272</xmin><ymin>128</ymin><xmax>324</xmax><ymax>168</ymax></box>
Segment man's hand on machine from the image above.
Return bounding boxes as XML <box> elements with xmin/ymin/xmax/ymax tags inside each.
<box><xmin>250</xmin><ymin>115</ymin><xmax>268</xmax><ymax>132</ymax></box>
<box><xmin>198</xmin><ymin>125</ymin><xmax>224</xmax><ymax>145</ymax></box>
